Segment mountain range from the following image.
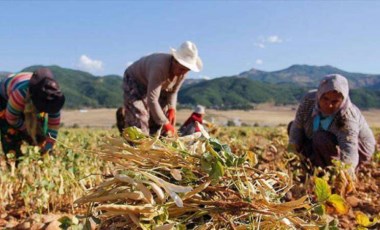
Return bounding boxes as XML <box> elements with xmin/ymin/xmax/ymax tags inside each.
<box><xmin>0</xmin><ymin>65</ymin><xmax>379</xmax><ymax>109</ymax></box>
<box><xmin>239</xmin><ymin>64</ymin><xmax>380</xmax><ymax>89</ymax></box>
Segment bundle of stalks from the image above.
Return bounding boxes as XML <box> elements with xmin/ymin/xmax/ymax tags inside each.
<box><xmin>76</xmin><ymin>126</ymin><xmax>317</xmax><ymax>229</ymax></box>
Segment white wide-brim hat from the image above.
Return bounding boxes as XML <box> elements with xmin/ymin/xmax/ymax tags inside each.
<box><xmin>171</xmin><ymin>41</ymin><xmax>203</xmax><ymax>72</ymax></box>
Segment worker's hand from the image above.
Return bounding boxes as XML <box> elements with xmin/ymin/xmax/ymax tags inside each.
<box><xmin>40</xmin><ymin>138</ymin><xmax>54</xmax><ymax>155</ymax></box>
<box><xmin>162</xmin><ymin>123</ymin><xmax>176</xmax><ymax>137</ymax></box>
<box><xmin>166</xmin><ymin>108</ymin><xmax>176</xmax><ymax>126</ymax></box>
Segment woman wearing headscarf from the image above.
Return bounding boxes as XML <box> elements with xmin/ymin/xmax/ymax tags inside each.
<box><xmin>179</xmin><ymin>105</ymin><xmax>206</xmax><ymax>136</ymax></box>
<box><xmin>288</xmin><ymin>74</ymin><xmax>375</xmax><ymax>175</ymax></box>
<box><xmin>121</xmin><ymin>41</ymin><xmax>202</xmax><ymax>136</ymax></box>
<box><xmin>0</xmin><ymin>68</ymin><xmax>65</xmax><ymax>162</ymax></box>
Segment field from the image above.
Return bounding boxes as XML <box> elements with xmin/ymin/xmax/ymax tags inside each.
<box><xmin>1</xmin><ymin>108</ymin><xmax>380</xmax><ymax>229</ymax></box>
<box><xmin>61</xmin><ymin>107</ymin><xmax>380</xmax><ymax>128</ymax></box>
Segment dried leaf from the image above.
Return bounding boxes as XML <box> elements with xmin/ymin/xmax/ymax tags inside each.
<box><xmin>183</xmin><ymin>180</ymin><xmax>211</xmax><ymax>200</ymax></box>
<box><xmin>170</xmin><ymin>169</ymin><xmax>182</xmax><ymax>181</ymax></box>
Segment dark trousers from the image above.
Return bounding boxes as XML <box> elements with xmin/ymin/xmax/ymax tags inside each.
<box><xmin>0</xmin><ymin>97</ymin><xmax>46</xmax><ymax>164</ymax></box>
<box><xmin>302</xmin><ymin>130</ymin><xmax>341</xmax><ymax>168</ymax></box>
<box><xmin>288</xmin><ymin>121</ymin><xmax>370</xmax><ymax>168</ymax></box>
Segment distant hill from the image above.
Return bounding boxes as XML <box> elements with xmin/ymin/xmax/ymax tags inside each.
<box><xmin>179</xmin><ymin>76</ymin><xmax>308</xmax><ymax>109</ymax></box>
<box><xmin>180</xmin><ymin>76</ymin><xmax>380</xmax><ymax>110</ymax></box>
<box><xmin>181</xmin><ymin>65</ymin><xmax>380</xmax><ymax>109</ymax></box>
<box><xmin>239</xmin><ymin>64</ymin><xmax>380</xmax><ymax>88</ymax></box>
<box><xmin>0</xmin><ymin>64</ymin><xmax>378</xmax><ymax>110</ymax></box>
<box><xmin>22</xmin><ymin>65</ymin><xmax>124</xmax><ymax>109</ymax></box>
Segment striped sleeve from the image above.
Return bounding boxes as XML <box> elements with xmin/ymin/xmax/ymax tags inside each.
<box><xmin>5</xmin><ymin>88</ymin><xmax>28</xmax><ymax>131</ymax></box>
<box><xmin>46</xmin><ymin>112</ymin><xmax>61</xmax><ymax>144</ymax></box>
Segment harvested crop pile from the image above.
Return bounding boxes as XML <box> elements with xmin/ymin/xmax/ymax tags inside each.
<box><xmin>77</xmin><ymin>127</ymin><xmax>315</xmax><ymax>229</ymax></box>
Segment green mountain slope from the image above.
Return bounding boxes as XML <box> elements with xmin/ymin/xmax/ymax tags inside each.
<box><xmin>21</xmin><ymin>65</ymin><xmax>123</xmax><ymax>109</ymax></box>
<box><xmin>178</xmin><ymin>77</ymin><xmax>309</xmax><ymax>109</ymax></box>
<box><xmin>0</xmin><ymin>64</ymin><xmax>377</xmax><ymax>110</ymax></box>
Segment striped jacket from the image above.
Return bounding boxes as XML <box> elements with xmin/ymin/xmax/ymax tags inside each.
<box><xmin>0</xmin><ymin>72</ymin><xmax>61</xmax><ymax>145</ymax></box>
<box><xmin>289</xmin><ymin>91</ymin><xmax>376</xmax><ymax>169</ymax></box>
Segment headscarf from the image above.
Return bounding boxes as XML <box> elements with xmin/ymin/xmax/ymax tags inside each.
<box><xmin>315</xmin><ymin>74</ymin><xmax>351</xmax><ymax>116</ymax></box>
<box><xmin>312</xmin><ymin>74</ymin><xmax>351</xmax><ymax>131</ymax></box>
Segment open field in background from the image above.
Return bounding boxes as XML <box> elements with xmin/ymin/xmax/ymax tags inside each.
<box><xmin>61</xmin><ymin>107</ymin><xmax>380</xmax><ymax>128</ymax></box>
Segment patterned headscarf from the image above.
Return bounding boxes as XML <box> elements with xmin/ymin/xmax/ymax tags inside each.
<box><xmin>315</xmin><ymin>74</ymin><xmax>351</xmax><ymax>115</ymax></box>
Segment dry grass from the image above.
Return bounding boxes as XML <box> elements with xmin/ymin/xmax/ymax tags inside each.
<box><xmin>61</xmin><ymin>107</ymin><xmax>380</xmax><ymax>128</ymax></box>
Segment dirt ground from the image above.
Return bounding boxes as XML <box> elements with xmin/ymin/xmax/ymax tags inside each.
<box><xmin>61</xmin><ymin>107</ymin><xmax>380</xmax><ymax>128</ymax></box>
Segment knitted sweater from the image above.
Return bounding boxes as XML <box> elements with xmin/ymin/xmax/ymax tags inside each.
<box><xmin>0</xmin><ymin>72</ymin><xmax>61</xmax><ymax>145</ymax></box>
<box><xmin>289</xmin><ymin>91</ymin><xmax>376</xmax><ymax>169</ymax></box>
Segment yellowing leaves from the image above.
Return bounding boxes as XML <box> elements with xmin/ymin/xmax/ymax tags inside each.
<box><xmin>247</xmin><ymin>150</ymin><xmax>258</xmax><ymax>167</ymax></box>
<box><xmin>355</xmin><ymin>211</ymin><xmax>379</xmax><ymax>228</ymax></box>
<box><xmin>314</xmin><ymin>177</ymin><xmax>349</xmax><ymax>215</ymax></box>
<box><xmin>327</xmin><ymin>194</ymin><xmax>349</xmax><ymax>215</ymax></box>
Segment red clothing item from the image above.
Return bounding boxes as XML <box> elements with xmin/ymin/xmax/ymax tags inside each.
<box><xmin>182</xmin><ymin>112</ymin><xmax>203</xmax><ymax>132</ymax></box>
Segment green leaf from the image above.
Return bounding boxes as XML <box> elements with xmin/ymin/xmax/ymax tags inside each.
<box><xmin>235</xmin><ymin>154</ymin><xmax>247</xmax><ymax>166</ymax></box>
<box><xmin>182</xmin><ymin>168</ymin><xmax>199</xmax><ymax>183</ymax></box>
<box><xmin>209</xmin><ymin>138</ymin><xmax>222</xmax><ymax>151</ymax></box>
<box><xmin>314</xmin><ymin>204</ymin><xmax>326</xmax><ymax>216</ymax></box>
<box><xmin>320</xmin><ymin>219</ymin><xmax>340</xmax><ymax>230</ymax></box>
<box><xmin>125</xmin><ymin>126</ymin><xmax>146</xmax><ymax>140</ymax></box>
<box><xmin>327</xmin><ymin>194</ymin><xmax>349</xmax><ymax>215</ymax></box>
<box><xmin>314</xmin><ymin>177</ymin><xmax>331</xmax><ymax>202</ymax></box>
<box><xmin>210</xmin><ymin>161</ymin><xmax>224</xmax><ymax>182</ymax></box>
<box><xmin>200</xmin><ymin>153</ymin><xmax>213</xmax><ymax>173</ymax></box>
<box><xmin>59</xmin><ymin>216</ymin><xmax>73</xmax><ymax>230</ymax></box>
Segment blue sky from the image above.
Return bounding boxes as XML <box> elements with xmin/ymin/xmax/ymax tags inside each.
<box><xmin>1</xmin><ymin>1</ymin><xmax>380</xmax><ymax>79</ymax></box>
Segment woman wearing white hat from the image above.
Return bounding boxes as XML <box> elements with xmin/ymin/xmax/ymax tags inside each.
<box><xmin>120</xmin><ymin>41</ymin><xmax>203</xmax><ymax>136</ymax></box>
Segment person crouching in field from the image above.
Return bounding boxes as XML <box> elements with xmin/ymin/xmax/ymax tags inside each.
<box><xmin>179</xmin><ymin>105</ymin><xmax>205</xmax><ymax>136</ymax></box>
<box><xmin>288</xmin><ymin>74</ymin><xmax>375</xmax><ymax>177</ymax></box>
<box><xmin>0</xmin><ymin>68</ymin><xmax>65</xmax><ymax>164</ymax></box>
<box><xmin>119</xmin><ymin>41</ymin><xmax>202</xmax><ymax>137</ymax></box>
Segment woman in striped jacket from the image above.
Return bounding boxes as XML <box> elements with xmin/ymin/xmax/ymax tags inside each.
<box><xmin>0</xmin><ymin>68</ymin><xmax>65</xmax><ymax>163</ymax></box>
<box><xmin>288</xmin><ymin>74</ymin><xmax>375</xmax><ymax>176</ymax></box>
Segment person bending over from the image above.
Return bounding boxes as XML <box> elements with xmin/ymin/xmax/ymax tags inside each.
<box><xmin>288</xmin><ymin>74</ymin><xmax>375</xmax><ymax>176</ymax></box>
<box><xmin>120</xmin><ymin>41</ymin><xmax>203</xmax><ymax>137</ymax></box>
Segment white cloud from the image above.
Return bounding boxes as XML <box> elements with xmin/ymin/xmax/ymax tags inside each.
<box><xmin>78</xmin><ymin>55</ymin><xmax>103</xmax><ymax>73</ymax></box>
<box><xmin>255</xmin><ymin>59</ymin><xmax>263</xmax><ymax>65</ymax></box>
<box><xmin>267</xmin><ymin>35</ymin><xmax>283</xmax><ymax>43</ymax></box>
<box><xmin>200</xmin><ymin>75</ymin><xmax>211</xmax><ymax>80</ymax></box>
<box><xmin>255</xmin><ymin>35</ymin><xmax>284</xmax><ymax>48</ymax></box>
<box><xmin>254</xmin><ymin>43</ymin><xmax>265</xmax><ymax>48</ymax></box>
